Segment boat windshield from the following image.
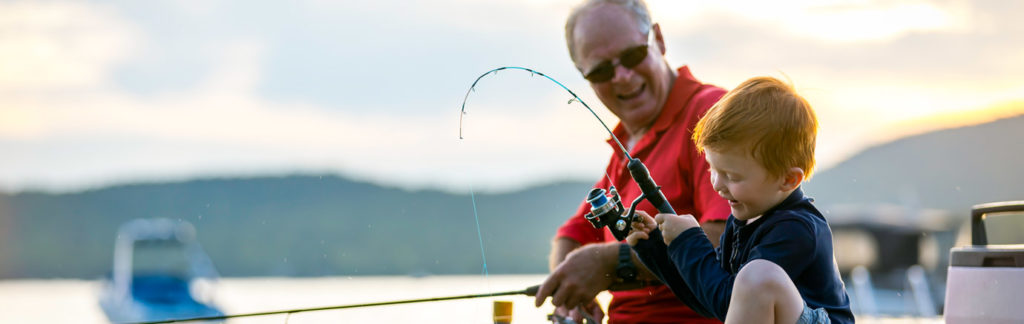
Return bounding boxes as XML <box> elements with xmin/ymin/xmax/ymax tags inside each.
<box><xmin>133</xmin><ymin>239</ymin><xmax>189</xmax><ymax>277</ymax></box>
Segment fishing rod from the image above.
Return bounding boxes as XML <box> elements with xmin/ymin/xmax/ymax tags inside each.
<box><xmin>459</xmin><ymin>67</ymin><xmax>677</xmax><ymax>240</ymax></box>
<box><xmin>124</xmin><ymin>285</ymin><xmax>543</xmax><ymax>324</ymax></box>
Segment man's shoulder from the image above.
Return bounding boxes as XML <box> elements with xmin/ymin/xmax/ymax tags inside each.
<box><xmin>669</xmin><ymin>80</ymin><xmax>726</xmax><ymax>125</ymax></box>
<box><xmin>694</xmin><ymin>83</ymin><xmax>728</xmax><ymax>99</ymax></box>
<box><xmin>662</xmin><ymin>85</ymin><xmax>722</xmax><ymax>125</ymax></box>
<box><xmin>691</xmin><ymin>85</ymin><xmax>727</xmax><ymax>113</ymax></box>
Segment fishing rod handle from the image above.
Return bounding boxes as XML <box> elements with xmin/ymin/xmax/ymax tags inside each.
<box><xmin>626</xmin><ymin>158</ymin><xmax>675</xmax><ymax>214</ymax></box>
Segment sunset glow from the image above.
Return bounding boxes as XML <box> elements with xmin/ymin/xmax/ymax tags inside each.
<box><xmin>0</xmin><ymin>0</ymin><xmax>1019</xmax><ymax>192</ymax></box>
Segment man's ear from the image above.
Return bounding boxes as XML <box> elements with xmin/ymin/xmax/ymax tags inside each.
<box><xmin>652</xmin><ymin>23</ymin><xmax>666</xmax><ymax>55</ymax></box>
<box><xmin>780</xmin><ymin>167</ymin><xmax>805</xmax><ymax>191</ymax></box>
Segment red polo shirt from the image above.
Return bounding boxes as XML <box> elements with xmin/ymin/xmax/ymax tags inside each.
<box><xmin>556</xmin><ymin>66</ymin><xmax>730</xmax><ymax>324</ymax></box>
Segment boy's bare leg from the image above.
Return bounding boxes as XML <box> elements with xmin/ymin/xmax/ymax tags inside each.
<box><xmin>724</xmin><ymin>259</ymin><xmax>804</xmax><ymax>324</ymax></box>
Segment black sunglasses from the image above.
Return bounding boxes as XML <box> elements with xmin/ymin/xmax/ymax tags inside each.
<box><xmin>583</xmin><ymin>44</ymin><xmax>649</xmax><ymax>83</ymax></box>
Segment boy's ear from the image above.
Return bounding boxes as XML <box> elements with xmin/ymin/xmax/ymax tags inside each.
<box><xmin>779</xmin><ymin>167</ymin><xmax>805</xmax><ymax>191</ymax></box>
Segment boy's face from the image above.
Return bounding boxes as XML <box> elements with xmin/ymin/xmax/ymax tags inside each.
<box><xmin>705</xmin><ymin>147</ymin><xmax>790</xmax><ymax>221</ymax></box>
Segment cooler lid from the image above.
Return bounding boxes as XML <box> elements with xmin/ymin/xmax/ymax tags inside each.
<box><xmin>950</xmin><ymin>244</ymin><xmax>1024</xmax><ymax>267</ymax></box>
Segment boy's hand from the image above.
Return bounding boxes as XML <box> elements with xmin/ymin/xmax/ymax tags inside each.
<box><xmin>654</xmin><ymin>213</ymin><xmax>700</xmax><ymax>245</ymax></box>
<box><xmin>625</xmin><ymin>210</ymin><xmax>657</xmax><ymax>246</ymax></box>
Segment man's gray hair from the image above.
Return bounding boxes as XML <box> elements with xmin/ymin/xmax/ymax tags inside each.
<box><xmin>565</xmin><ymin>0</ymin><xmax>652</xmax><ymax>64</ymax></box>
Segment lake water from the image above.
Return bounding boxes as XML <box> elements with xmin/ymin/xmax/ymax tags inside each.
<box><xmin>0</xmin><ymin>275</ymin><xmax>940</xmax><ymax>323</ymax></box>
<box><xmin>0</xmin><ymin>274</ymin><xmax>581</xmax><ymax>323</ymax></box>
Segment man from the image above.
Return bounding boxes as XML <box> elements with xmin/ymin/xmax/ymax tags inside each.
<box><xmin>534</xmin><ymin>0</ymin><xmax>731</xmax><ymax>323</ymax></box>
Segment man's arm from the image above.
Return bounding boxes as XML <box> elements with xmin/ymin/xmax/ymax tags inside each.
<box><xmin>549</xmin><ymin>237</ymin><xmax>581</xmax><ymax>271</ymax></box>
<box><xmin>548</xmin><ymin>236</ymin><xmax>581</xmax><ymax>268</ymax></box>
<box><xmin>537</xmin><ymin>238</ymin><xmax>615</xmax><ymax>309</ymax></box>
<box><xmin>546</xmin><ymin>237</ymin><xmax>605</xmax><ymax>322</ymax></box>
<box><xmin>539</xmin><ymin>236</ymin><xmax>665</xmax><ymax>308</ymax></box>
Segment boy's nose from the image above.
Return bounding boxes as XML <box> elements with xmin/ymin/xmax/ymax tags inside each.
<box><xmin>710</xmin><ymin>174</ymin><xmax>726</xmax><ymax>193</ymax></box>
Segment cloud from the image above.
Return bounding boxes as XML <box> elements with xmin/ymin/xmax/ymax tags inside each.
<box><xmin>0</xmin><ymin>2</ymin><xmax>137</xmax><ymax>139</ymax></box>
<box><xmin>0</xmin><ymin>0</ymin><xmax>611</xmax><ymax>192</ymax></box>
<box><xmin>0</xmin><ymin>2</ymin><xmax>138</xmax><ymax>90</ymax></box>
<box><xmin>1</xmin><ymin>0</ymin><xmax>1022</xmax><ymax>192</ymax></box>
<box><xmin>652</xmin><ymin>0</ymin><xmax>975</xmax><ymax>42</ymax></box>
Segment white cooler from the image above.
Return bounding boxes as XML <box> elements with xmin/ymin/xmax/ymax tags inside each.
<box><xmin>944</xmin><ymin>201</ymin><xmax>1024</xmax><ymax>324</ymax></box>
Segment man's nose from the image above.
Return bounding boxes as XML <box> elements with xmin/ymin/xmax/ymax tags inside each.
<box><xmin>610</xmin><ymin>63</ymin><xmax>632</xmax><ymax>83</ymax></box>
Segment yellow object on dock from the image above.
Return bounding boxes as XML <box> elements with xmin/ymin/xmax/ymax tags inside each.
<box><xmin>493</xmin><ymin>300</ymin><xmax>513</xmax><ymax>324</ymax></box>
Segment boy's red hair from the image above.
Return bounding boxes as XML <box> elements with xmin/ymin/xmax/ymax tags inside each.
<box><xmin>693</xmin><ymin>77</ymin><xmax>818</xmax><ymax>179</ymax></box>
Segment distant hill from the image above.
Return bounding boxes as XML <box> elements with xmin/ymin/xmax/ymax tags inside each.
<box><xmin>2</xmin><ymin>114</ymin><xmax>1021</xmax><ymax>279</ymax></box>
<box><xmin>0</xmin><ymin>176</ymin><xmax>592</xmax><ymax>279</ymax></box>
<box><xmin>804</xmin><ymin>114</ymin><xmax>1024</xmax><ymax>220</ymax></box>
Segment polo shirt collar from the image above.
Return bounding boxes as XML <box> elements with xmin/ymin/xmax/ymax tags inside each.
<box><xmin>606</xmin><ymin>66</ymin><xmax>705</xmax><ymax>153</ymax></box>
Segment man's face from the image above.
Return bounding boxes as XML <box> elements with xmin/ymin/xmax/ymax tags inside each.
<box><xmin>572</xmin><ymin>4</ymin><xmax>672</xmax><ymax>134</ymax></box>
<box><xmin>705</xmin><ymin>147</ymin><xmax>789</xmax><ymax>221</ymax></box>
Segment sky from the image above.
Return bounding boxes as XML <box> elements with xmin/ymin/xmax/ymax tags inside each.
<box><xmin>1</xmin><ymin>0</ymin><xmax>1022</xmax><ymax>193</ymax></box>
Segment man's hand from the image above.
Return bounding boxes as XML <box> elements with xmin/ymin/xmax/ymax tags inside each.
<box><xmin>625</xmin><ymin>210</ymin><xmax>658</xmax><ymax>246</ymax></box>
<box><xmin>535</xmin><ymin>242</ymin><xmax>616</xmax><ymax>310</ymax></box>
<box><xmin>654</xmin><ymin>213</ymin><xmax>700</xmax><ymax>245</ymax></box>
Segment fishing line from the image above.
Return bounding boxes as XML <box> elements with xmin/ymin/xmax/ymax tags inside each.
<box><xmin>459</xmin><ymin>66</ymin><xmax>632</xmax><ymax>161</ymax></box>
<box><xmin>468</xmin><ymin>181</ymin><xmax>492</xmax><ymax>312</ymax></box>
<box><xmin>605</xmin><ymin>170</ymin><xmax>616</xmax><ymax>189</ymax></box>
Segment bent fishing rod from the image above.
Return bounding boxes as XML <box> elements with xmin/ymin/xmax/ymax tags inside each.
<box><xmin>460</xmin><ymin>67</ymin><xmax>677</xmax><ymax>240</ymax></box>
<box><xmin>125</xmin><ymin>67</ymin><xmax>673</xmax><ymax>324</ymax></box>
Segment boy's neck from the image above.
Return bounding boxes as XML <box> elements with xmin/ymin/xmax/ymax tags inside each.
<box><xmin>746</xmin><ymin>188</ymin><xmax>799</xmax><ymax>223</ymax></box>
<box><xmin>770</xmin><ymin>187</ymin><xmax>799</xmax><ymax>209</ymax></box>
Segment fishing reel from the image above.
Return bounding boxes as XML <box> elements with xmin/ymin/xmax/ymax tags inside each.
<box><xmin>584</xmin><ymin>158</ymin><xmax>676</xmax><ymax>241</ymax></box>
<box><xmin>584</xmin><ymin>185</ymin><xmax>645</xmax><ymax>241</ymax></box>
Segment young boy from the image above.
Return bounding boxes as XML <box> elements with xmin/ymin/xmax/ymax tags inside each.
<box><xmin>626</xmin><ymin>77</ymin><xmax>853</xmax><ymax>324</ymax></box>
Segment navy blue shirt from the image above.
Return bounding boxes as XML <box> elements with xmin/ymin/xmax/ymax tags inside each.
<box><xmin>633</xmin><ymin>188</ymin><xmax>854</xmax><ymax>323</ymax></box>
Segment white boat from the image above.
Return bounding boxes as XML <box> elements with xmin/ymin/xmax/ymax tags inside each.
<box><xmin>98</xmin><ymin>218</ymin><xmax>224</xmax><ymax>323</ymax></box>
